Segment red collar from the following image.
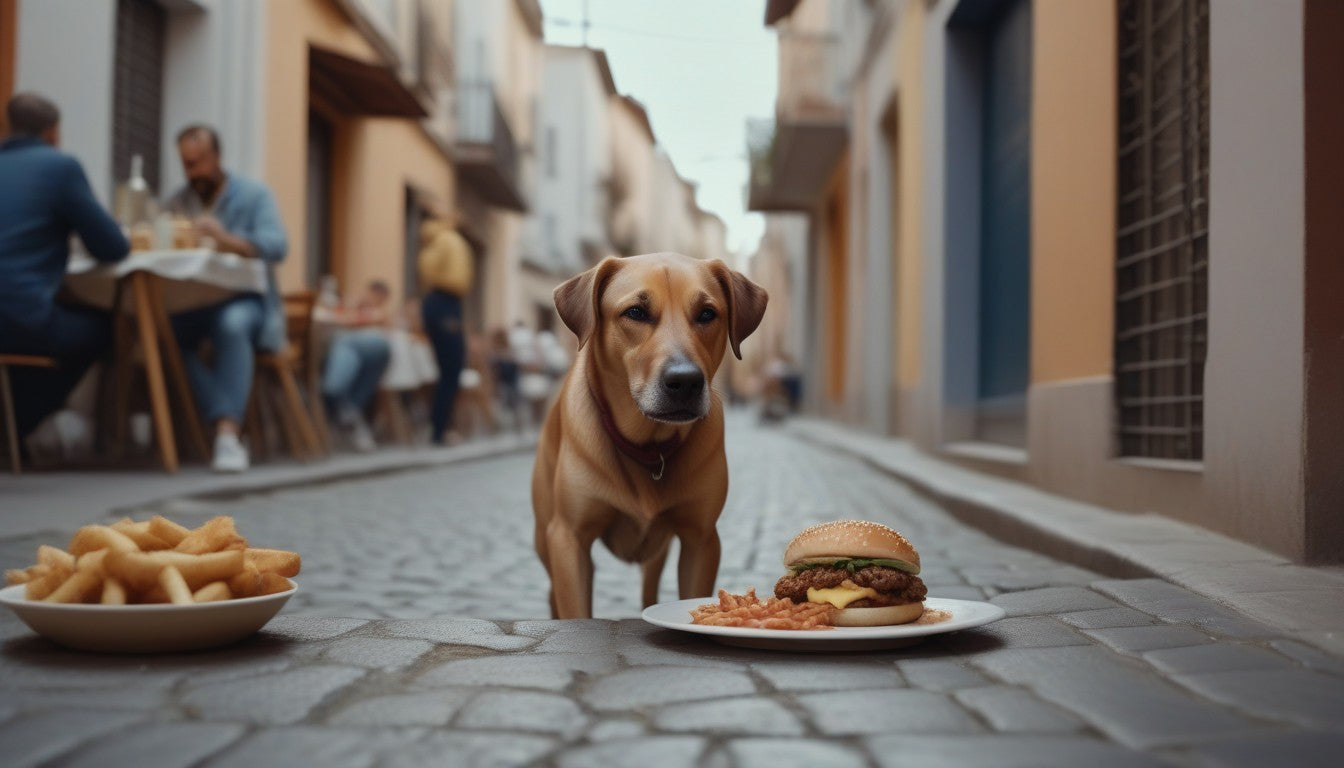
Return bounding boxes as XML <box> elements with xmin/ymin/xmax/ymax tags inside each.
<box><xmin>588</xmin><ymin>384</ymin><xmax>684</xmax><ymax>480</ymax></box>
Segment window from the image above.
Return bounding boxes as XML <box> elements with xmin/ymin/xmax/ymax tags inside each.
<box><xmin>112</xmin><ymin>0</ymin><xmax>166</xmax><ymax>194</ymax></box>
<box><xmin>1114</xmin><ymin>0</ymin><xmax>1210</xmax><ymax>460</ymax></box>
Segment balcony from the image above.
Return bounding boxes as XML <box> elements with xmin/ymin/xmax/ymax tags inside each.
<box><xmin>748</xmin><ymin>32</ymin><xmax>848</xmax><ymax>213</ymax></box>
<box><xmin>455</xmin><ymin>81</ymin><xmax>528</xmax><ymax>212</ymax></box>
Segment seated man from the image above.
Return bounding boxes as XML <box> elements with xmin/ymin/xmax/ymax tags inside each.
<box><xmin>318</xmin><ymin>280</ymin><xmax>392</xmax><ymax>451</ymax></box>
<box><xmin>166</xmin><ymin>124</ymin><xmax>287</xmax><ymax>472</ymax></box>
<box><xmin>0</xmin><ymin>93</ymin><xmax>128</xmax><ymax>449</ymax></box>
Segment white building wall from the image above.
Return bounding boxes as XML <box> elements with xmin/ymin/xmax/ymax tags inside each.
<box><xmin>1204</xmin><ymin>0</ymin><xmax>1308</xmax><ymax>555</ymax></box>
<box><xmin>160</xmin><ymin>0</ymin><xmax>268</xmax><ymax>195</ymax></box>
<box><xmin>531</xmin><ymin>46</ymin><xmax>610</xmax><ymax>278</ymax></box>
<box><xmin>15</xmin><ymin>0</ymin><xmax>118</xmax><ymax>203</ymax></box>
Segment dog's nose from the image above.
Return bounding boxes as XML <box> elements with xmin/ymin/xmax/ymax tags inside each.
<box><xmin>661</xmin><ymin>361</ymin><xmax>705</xmax><ymax>398</ymax></box>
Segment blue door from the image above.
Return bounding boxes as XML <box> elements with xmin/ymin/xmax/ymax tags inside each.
<box><xmin>977</xmin><ymin>0</ymin><xmax>1031</xmax><ymax>407</ymax></box>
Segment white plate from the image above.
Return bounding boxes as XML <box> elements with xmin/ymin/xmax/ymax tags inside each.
<box><xmin>0</xmin><ymin>582</ymin><xmax>297</xmax><ymax>654</ymax></box>
<box><xmin>642</xmin><ymin>596</ymin><xmax>1005</xmax><ymax>651</ymax></box>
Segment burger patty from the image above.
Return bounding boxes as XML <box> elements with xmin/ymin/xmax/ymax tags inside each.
<box><xmin>774</xmin><ymin>566</ymin><xmax>928</xmax><ymax>605</ymax></box>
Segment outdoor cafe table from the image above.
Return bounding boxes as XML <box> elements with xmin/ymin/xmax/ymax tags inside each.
<box><xmin>64</xmin><ymin>249</ymin><xmax>267</xmax><ymax>473</ymax></box>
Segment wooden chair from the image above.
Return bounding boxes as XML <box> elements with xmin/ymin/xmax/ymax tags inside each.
<box><xmin>0</xmin><ymin>354</ymin><xmax>58</xmax><ymax>474</ymax></box>
<box><xmin>244</xmin><ymin>292</ymin><xmax>325</xmax><ymax>461</ymax></box>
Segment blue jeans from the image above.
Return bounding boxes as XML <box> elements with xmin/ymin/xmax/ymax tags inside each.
<box><xmin>170</xmin><ymin>294</ymin><xmax>264</xmax><ymax>424</ymax></box>
<box><xmin>322</xmin><ymin>330</ymin><xmax>390</xmax><ymax>413</ymax></box>
<box><xmin>0</xmin><ymin>305</ymin><xmax>112</xmax><ymax>438</ymax></box>
<box><xmin>422</xmin><ymin>290</ymin><xmax>465</xmax><ymax>441</ymax></box>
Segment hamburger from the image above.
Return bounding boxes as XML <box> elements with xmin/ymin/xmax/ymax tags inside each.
<box><xmin>773</xmin><ymin>520</ymin><xmax>927</xmax><ymax>626</ymax></box>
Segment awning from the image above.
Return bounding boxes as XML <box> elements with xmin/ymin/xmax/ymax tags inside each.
<box><xmin>309</xmin><ymin>47</ymin><xmax>428</xmax><ymax>118</ymax></box>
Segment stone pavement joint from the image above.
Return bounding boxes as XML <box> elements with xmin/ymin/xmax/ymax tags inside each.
<box><xmin>1</xmin><ymin>413</ymin><xmax>1341</xmax><ymax>766</ymax></box>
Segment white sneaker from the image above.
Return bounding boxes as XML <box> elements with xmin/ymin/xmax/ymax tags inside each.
<box><xmin>347</xmin><ymin>416</ymin><xmax>376</xmax><ymax>453</ymax></box>
<box><xmin>212</xmin><ymin>433</ymin><xmax>249</xmax><ymax>473</ymax></box>
<box><xmin>337</xmin><ymin>405</ymin><xmax>376</xmax><ymax>453</ymax></box>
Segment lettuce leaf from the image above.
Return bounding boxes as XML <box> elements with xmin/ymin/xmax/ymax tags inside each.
<box><xmin>788</xmin><ymin>557</ymin><xmax>920</xmax><ymax>575</ymax></box>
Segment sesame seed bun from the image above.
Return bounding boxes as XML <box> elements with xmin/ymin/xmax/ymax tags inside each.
<box><xmin>782</xmin><ymin>520</ymin><xmax>921</xmax><ymax>571</ymax></box>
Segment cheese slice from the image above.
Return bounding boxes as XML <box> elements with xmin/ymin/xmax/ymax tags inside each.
<box><xmin>807</xmin><ymin>584</ymin><xmax>879</xmax><ymax>609</ymax></box>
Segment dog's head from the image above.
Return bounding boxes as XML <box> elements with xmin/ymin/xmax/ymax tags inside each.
<box><xmin>554</xmin><ymin>252</ymin><xmax>768</xmax><ymax>423</ymax></box>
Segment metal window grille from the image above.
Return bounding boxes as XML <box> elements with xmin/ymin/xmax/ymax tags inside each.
<box><xmin>1115</xmin><ymin>0</ymin><xmax>1209</xmax><ymax>460</ymax></box>
<box><xmin>112</xmin><ymin>0</ymin><xmax>165</xmax><ymax>195</ymax></box>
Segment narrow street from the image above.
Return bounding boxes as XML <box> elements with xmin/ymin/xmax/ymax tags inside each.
<box><xmin>2</xmin><ymin>413</ymin><xmax>1340</xmax><ymax>767</ymax></box>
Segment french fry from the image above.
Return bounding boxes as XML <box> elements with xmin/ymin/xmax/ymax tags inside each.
<box><xmin>75</xmin><ymin>548</ymin><xmax>110</xmax><ymax>575</ymax></box>
<box><xmin>24</xmin><ymin>565</ymin><xmax>69</xmax><ymax>601</ymax></box>
<box><xmin>192</xmin><ymin>581</ymin><xmax>232</xmax><ymax>603</ymax></box>
<box><xmin>11</xmin><ymin>514</ymin><xmax>295</xmax><ymax>606</ymax></box>
<box><xmin>175</xmin><ymin>516</ymin><xmax>247</xmax><ymax>555</ymax></box>
<box><xmin>101</xmin><ymin>578</ymin><xmax>127</xmax><ymax>605</ymax></box>
<box><xmin>110</xmin><ymin>519</ymin><xmax>173</xmax><ymax>551</ymax></box>
<box><xmin>227</xmin><ymin>563</ymin><xmax>263</xmax><ymax>598</ymax></box>
<box><xmin>104</xmin><ymin>549</ymin><xmax>245</xmax><ymax>592</ymax></box>
<box><xmin>37</xmin><ymin>545</ymin><xmax>76</xmax><ymax>571</ymax></box>
<box><xmin>68</xmin><ymin>525</ymin><xmax>139</xmax><ymax>557</ymax></box>
<box><xmin>257</xmin><ymin>572</ymin><xmax>293</xmax><ymax>596</ymax></box>
<box><xmin>158</xmin><ymin>566</ymin><xmax>194</xmax><ymax>605</ymax></box>
<box><xmin>43</xmin><ymin>570</ymin><xmax>102</xmax><ymax>603</ymax></box>
<box><xmin>244</xmin><ymin>548</ymin><xmax>301</xmax><ymax>578</ymax></box>
<box><xmin>147</xmin><ymin>515</ymin><xmax>190</xmax><ymax>547</ymax></box>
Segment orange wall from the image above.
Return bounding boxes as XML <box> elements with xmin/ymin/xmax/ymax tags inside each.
<box><xmin>1030</xmin><ymin>0</ymin><xmax>1117</xmax><ymax>384</ymax></box>
<box><xmin>331</xmin><ymin>118</ymin><xmax>454</xmax><ymax>302</ymax></box>
<box><xmin>0</xmin><ymin>0</ymin><xmax>15</xmax><ymax>120</ymax></box>
<box><xmin>265</xmin><ymin>0</ymin><xmax>453</xmax><ymax>301</ymax></box>
<box><xmin>894</xmin><ymin>0</ymin><xmax>925</xmax><ymax>391</ymax></box>
<box><xmin>265</xmin><ymin>0</ymin><xmax>379</xmax><ymax>293</ymax></box>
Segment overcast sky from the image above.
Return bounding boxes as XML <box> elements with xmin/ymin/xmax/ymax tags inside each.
<box><xmin>538</xmin><ymin>0</ymin><xmax>778</xmax><ymax>258</ymax></box>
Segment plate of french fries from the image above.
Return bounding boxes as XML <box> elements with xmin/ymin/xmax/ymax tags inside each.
<box><xmin>1</xmin><ymin>515</ymin><xmax>299</xmax><ymax>653</ymax></box>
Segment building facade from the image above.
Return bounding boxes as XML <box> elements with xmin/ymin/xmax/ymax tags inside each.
<box><xmin>11</xmin><ymin>0</ymin><xmax>456</xmax><ymax>310</ymax></box>
<box><xmin>751</xmin><ymin>0</ymin><xmax>1344</xmax><ymax>562</ymax></box>
<box><xmin>518</xmin><ymin>44</ymin><xmax>616</xmax><ymax>331</ymax></box>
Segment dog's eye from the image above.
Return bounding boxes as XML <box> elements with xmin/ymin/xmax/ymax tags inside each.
<box><xmin>696</xmin><ymin>307</ymin><xmax>718</xmax><ymax>324</ymax></box>
<box><xmin>623</xmin><ymin>306</ymin><xmax>650</xmax><ymax>322</ymax></box>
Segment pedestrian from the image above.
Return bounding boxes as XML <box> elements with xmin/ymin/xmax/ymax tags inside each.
<box><xmin>0</xmin><ymin>92</ymin><xmax>129</xmax><ymax>451</ymax></box>
<box><xmin>418</xmin><ymin>215</ymin><xmax>473</xmax><ymax>445</ymax></box>
<box><xmin>165</xmin><ymin>124</ymin><xmax>288</xmax><ymax>473</ymax></box>
<box><xmin>319</xmin><ymin>280</ymin><xmax>393</xmax><ymax>452</ymax></box>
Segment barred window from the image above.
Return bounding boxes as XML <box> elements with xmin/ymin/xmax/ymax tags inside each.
<box><xmin>112</xmin><ymin>0</ymin><xmax>165</xmax><ymax>194</ymax></box>
<box><xmin>1115</xmin><ymin>0</ymin><xmax>1209</xmax><ymax>461</ymax></box>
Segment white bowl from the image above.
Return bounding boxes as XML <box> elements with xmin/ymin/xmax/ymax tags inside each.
<box><xmin>0</xmin><ymin>581</ymin><xmax>297</xmax><ymax>653</ymax></box>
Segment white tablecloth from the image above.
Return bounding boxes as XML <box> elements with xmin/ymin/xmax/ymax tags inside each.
<box><xmin>64</xmin><ymin>249</ymin><xmax>268</xmax><ymax>314</ymax></box>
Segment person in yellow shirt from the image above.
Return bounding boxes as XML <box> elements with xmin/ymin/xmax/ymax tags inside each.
<box><xmin>418</xmin><ymin>216</ymin><xmax>473</xmax><ymax>445</ymax></box>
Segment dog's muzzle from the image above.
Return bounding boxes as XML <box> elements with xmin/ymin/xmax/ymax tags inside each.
<box><xmin>644</xmin><ymin>358</ymin><xmax>707</xmax><ymax>422</ymax></box>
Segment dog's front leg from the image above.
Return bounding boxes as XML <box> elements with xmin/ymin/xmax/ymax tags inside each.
<box><xmin>674</xmin><ymin>519</ymin><xmax>721</xmax><ymax>600</ymax></box>
<box><xmin>545</xmin><ymin>518</ymin><xmax>596</xmax><ymax>619</ymax></box>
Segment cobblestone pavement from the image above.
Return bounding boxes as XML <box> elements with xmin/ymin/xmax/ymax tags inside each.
<box><xmin>2</xmin><ymin>414</ymin><xmax>1342</xmax><ymax>767</ymax></box>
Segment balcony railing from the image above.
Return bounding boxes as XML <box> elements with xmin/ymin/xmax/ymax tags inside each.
<box><xmin>455</xmin><ymin>80</ymin><xmax>527</xmax><ymax>211</ymax></box>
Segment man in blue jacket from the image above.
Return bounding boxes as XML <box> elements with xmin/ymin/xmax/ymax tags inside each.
<box><xmin>166</xmin><ymin>124</ymin><xmax>288</xmax><ymax>473</ymax></box>
<box><xmin>0</xmin><ymin>92</ymin><xmax>128</xmax><ymax>449</ymax></box>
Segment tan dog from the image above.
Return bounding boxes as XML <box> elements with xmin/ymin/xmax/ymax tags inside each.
<box><xmin>531</xmin><ymin>252</ymin><xmax>768</xmax><ymax>619</ymax></box>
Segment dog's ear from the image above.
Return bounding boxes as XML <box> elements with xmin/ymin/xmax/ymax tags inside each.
<box><xmin>554</xmin><ymin>257</ymin><xmax>622</xmax><ymax>350</ymax></box>
<box><xmin>709</xmin><ymin>260</ymin><xmax>769</xmax><ymax>360</ymax></box>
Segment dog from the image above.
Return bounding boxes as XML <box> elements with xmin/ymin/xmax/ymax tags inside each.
<box><xmin>531</xmin><ymin>252</ymin><xmax>768</xmax><ymax>619</ymax></box>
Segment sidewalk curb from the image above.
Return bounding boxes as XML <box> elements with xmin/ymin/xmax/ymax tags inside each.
<box><xmin>114</xmin><ymin>436</ymin><xmax>541</xmax><ymax>516</ymax></box>
<box><xmin>786</xmin><ymin>418</ymin><xmax>1344</xmax><ymax>655</ymax></box>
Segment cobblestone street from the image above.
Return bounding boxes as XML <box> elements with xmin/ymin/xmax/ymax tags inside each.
<box><xmin>2</xmin><ymin>414</ymin><xmax>1342</xmax><ymax>767</ymax></box>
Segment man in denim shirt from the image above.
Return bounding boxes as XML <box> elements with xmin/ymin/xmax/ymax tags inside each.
<box><xmin>166</xmin><ymin>125</ymin><xmax>287</xmax><ymax>472</ymax></box>
<box><xmin>0</xmin><ymin>93</ymin><xmax>128</xmax><ymax>450</ymax></box>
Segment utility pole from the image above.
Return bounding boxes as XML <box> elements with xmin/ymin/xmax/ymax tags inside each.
<box><xmin>582</xmin><ymin>0</ymin><xmax>590</xmax><ymax>47</ymax></box>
